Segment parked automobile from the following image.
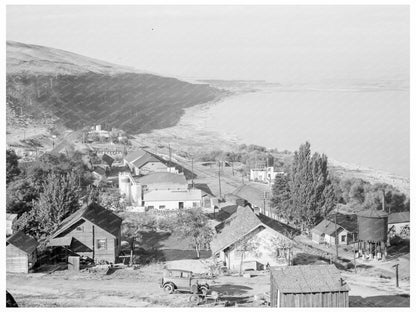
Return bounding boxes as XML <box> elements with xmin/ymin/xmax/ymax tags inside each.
<box><xmin>160</xmin><ymin>269</ymin><xmax>209</xmax><ymax>295</ymax></box>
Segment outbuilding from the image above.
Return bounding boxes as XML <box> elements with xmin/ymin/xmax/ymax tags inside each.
<box><xmin>388</xmin><ymin>211</ymin><xmax>410</xmax><ymax>238</ymax></box>
<box><xmin>6</xmin><ymin>231</ymin><xmax>39</xmax><ymax>273</ymax></box>
<box><xmin>270</xmin><ymin>264</ymin><xmax>350</xmax><ymax>307</ymax></box>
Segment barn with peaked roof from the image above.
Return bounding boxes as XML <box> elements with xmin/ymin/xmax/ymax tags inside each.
<box><xmin>270</xmin><ymin>265</ymin><xmax>350</xmax><ymax>307</ymax></box>
<box><xmin>211</xmin><ymin>206</ymin><xmax>298</xmax><ymax>271</ymax></box>
<box><xmin>7</xmin><ymin>231</ymin><xmax>39</xmax><ymax>273</ymax></box>
<box><xmin>47</xmin><ymin>203</ymin><xmax>122</xmax><ymax>263</ymax></box>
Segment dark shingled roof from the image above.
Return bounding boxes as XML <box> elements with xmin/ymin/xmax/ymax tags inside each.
<box><xmin>52</xmin><ymin>203</ymin><xmax>122</xmax><ymax>238</ymax></box>
<box><xmin>211</xmin><ymin>206</ymin><xmax>297</xmax><ymax>254</ymax></box>
<box><xmin>7</xmin><ymin>231</ymin><xmax>39</xmax><ymax>254</ymax></box>
<box><xmin>271</xmin><ymin>265</ymin><xmax>350</xmax><ymax>293</ymax></box>
<box><xmin>388</xmin><ymin>211</ymin><xmax>410</xmax><ymax>224</ymax></box>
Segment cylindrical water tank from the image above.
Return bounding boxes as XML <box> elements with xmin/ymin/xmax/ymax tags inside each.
<box><xmin>357</xmin><ymin>209</ymin><xmax>388</xmax><ymax>242</ymax></box>
<box><xmin>119</xmin><ymin>175</ymin><xmax>130</xmax><ymax>195</ymax></box>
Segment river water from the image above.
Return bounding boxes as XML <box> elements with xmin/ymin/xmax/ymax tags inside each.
<box><xmin>180</xmin><ymin>86</ymin><xmax>409</xmax><ymax>177</ymax></box>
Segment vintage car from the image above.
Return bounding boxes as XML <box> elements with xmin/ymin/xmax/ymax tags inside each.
<box><xmin>160</xmin><ymin>269</ymin><xmax>209</xmax><ymax>295</ymax></box>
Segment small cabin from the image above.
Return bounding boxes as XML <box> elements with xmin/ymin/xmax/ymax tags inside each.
<box><xmin>270</xmin><ymin>265</ymin><xmax>350</xmax><ymax>307</ymax></box>
<box><xmin>6</xmin><ymin>231</ymin><xmax>39</xmax><ymax>273</ymax></box>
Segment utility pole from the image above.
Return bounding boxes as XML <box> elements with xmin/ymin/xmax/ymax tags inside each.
<box><xmin>393</xmin><ymin>264</ymin><xmax>399</xmax><ymax>287</ymax></box>
<box><xmin>191</xmin><ymin>157</ymin><xmax>194</xmax><ymax>188</ymax></box>
<box><xmin>335</xmin><ymin>206</ymin><xmax>339</xmax><ymax>260</ymax></box>
<box><xmin>218</xmin><ymin>161</ymin><xmax>222</xmax><ymax>199</ymax></box>
<box><xmin>169</xmin><ymin>144</ymin><xmax>172</xmax><ymax>168</ymax></box>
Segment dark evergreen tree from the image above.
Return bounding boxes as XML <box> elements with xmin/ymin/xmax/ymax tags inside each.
<box><xmin>6</xmin><ymin>149</ymin><xmax>21</xmax><ymax>184</ymax></box>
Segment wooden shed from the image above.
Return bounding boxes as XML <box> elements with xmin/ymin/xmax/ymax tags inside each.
<box><xmin>6</xmin><ymin>231</ymin><xmax>39</xmax><ymax>273</ymax></box>
<box><xmin>270</xmin><ymin>265</ymin><xmax>350</xmax><ymax>307</ymax></box>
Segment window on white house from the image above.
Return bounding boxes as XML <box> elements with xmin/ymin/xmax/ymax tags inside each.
<box><xmin>97</xmin><ymin>239</ymin><xmax>107</xmax><ymax>250</ymax></box>
<box><xmin>341</xmin><ymin>235</ymin><xmax>346</xmax><ymax>242</ymax></box>
<box><xmin>159</xmin><ymin>205</ymin><xmax>166</xmax><ymax>209</ymax></box>
<box><xmin>193</xmin><ymin>202</ymin><xmax>198</xmax><ymax>208</ymax></box>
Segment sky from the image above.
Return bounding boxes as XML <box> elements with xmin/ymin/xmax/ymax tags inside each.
<box><xmin>6</xmin><ymin>5</ymin><xmax>409</xmax><ymax>84</ymax></box>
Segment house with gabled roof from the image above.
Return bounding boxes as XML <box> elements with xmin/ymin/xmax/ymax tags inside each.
<box><xmin>270</xmin><ymin>264</ymin><xmax>350</xmax><ymax>307</ymax></box>
<box><xmin>311</xmin><ymin>216</ymin><xmax>356</xmax><ymax>246</ymax></box>
<box><xmin>7</xmin><ymin>231</ymin><xmax>39</xmax><ymax>273</ymax></box>
<box><xmin>47</xmin><ymin>203</ymin><xmax>122</xmax><ymax>264</ymax></box>
<box><xmin>211</xmin><ymin>206</ymin><xmax>298</xmax><ymax>271</ymax></box>
<box><xmin>124</xmin><ymin>149</ymin><xmax>197</xmax><ymax>179</ymax></box>
<box><xmin>124</xmin><ymin>149</ymin><xmax>170</xmax><ymax>176</ymax></box>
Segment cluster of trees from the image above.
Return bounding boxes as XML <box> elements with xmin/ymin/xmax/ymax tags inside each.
<box><xmin>271</xmin><ymin>142</ymin><xmax>336</xmax><ymax>232</ymax></box>
<box><xmin>332</xmin><ymin>176</ymin><xmax>410</xmax><ymax>213</ymax></box>
<box><xmin>6</xmin><ymin>150</ymin><xmax>96</xmax><ymax>242</ymax></box>
<box><xmin>271</xmin><ymin>142</ymin><xmax>410</xmax><ymax>233</ymax></box>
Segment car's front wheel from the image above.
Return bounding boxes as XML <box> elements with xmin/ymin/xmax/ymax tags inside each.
<box><xmin>163</xmin><ymin>283</ymin><xmax>174</xmax><ymax>294</ymax></box>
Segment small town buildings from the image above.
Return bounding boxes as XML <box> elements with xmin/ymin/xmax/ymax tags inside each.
<box><xmin>48</xmin><ymin>203</ymin><xmax>122</xmax><ymax>264</ymax></box>
<box><xmin>270</xmin><ymin>264</ymin><xmax>350</xmax><ymax>307</ymax></box>
<box><xmin>311</xmin><ymin>219</ymin><xmax>354</xmax><ymax>246</ymax></box>
<box><xmin>6</xmin><ymin>213</ymin><xmax>18</xmax><ymax>237</ymax></box>
<box><xmin>124</xmin><ymin>149</ymin><xmax>171</xmax><ymax>175</ymax></box>
<box><xmin>388</xmin><ymin>211</ymin><xmax>410</xmax><ymax>238</ymax></box>
<box><xmin>211</xmin><ymin>206</ymin><xmax>298</xmax><ymax>271</ymax></box>
<box><xmin>230</xmin><ymin>184</ymin><xmax>272</xmax><ymax>216</ymax></box>
<box><xmin>250</xmin><ymin>166</ymin><xmax>283</xmax><ymax>184</ymax></box>
<box><xmin>193</xmin><ymin>183</ymin><xmax>217</xmax><ymax>208</ymax></box>
<box><xmin>119</xmin><ymin>172</ymin><xmax>202</xmax><ymax>210</ymax></box>
<box><xmin>101</xmin><ymin>153</ymin><xmax>115</xmax><ymax>167</ymax></box>
<box><xmin>6</xmin><ymin>231</ymin><xmax>39</xmax><ymax>273</ymax></box>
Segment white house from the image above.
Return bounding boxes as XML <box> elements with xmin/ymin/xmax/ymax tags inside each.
<box><xmin>250</xmin><ymin>167</ymin><xmax>283</xmax><ymax>184</ymax></box>
<box><xmin>118</xmin><ymin>172</ymin><xmax>202</xmax><ymax>210</ymax></box>
<box><xmin>311</xmin><ymin>219</ymin><xmax>353</xmax><ymax>246</ymax></box>
<box><xmin>211</xmin><ymin>206</ymin><xmax>298</xmax><ymax>271</ymax></box>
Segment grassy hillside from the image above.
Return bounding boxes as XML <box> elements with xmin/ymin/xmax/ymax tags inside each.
<box><xmin>6</xmin><ymin>41</ymin><xmax>229</xmax><ymax>134</ymax></box>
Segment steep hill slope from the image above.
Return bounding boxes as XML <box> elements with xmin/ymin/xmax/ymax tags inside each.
<box><xmin>6</xmin><ymin>41</ymin><xmax>228</xmax><ymax>134</ymax></box>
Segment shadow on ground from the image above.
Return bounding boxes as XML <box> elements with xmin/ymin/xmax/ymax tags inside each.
<box><xmin>211</xmin><ymin>284</ymin><xmax>252</xmax><ymax>296</ymax></box>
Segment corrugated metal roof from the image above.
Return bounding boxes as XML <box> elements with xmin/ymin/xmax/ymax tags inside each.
<box><xmin>7</xmin><ymin>231</ymin><xmax>39</xmax><ymax>254</ymax></box>
<box><xmin>271</xmin><ymin>265</ymin><xmax>350</xmax><ymax>293</ymax></box>
<box><xmin>144</xmin><ymin>189</ymin><xmax>202</xmax><ymax>201</ymax></box>
<box><xmin>388</xmin><ymin>211</ymin><xmax>410</xmax><ymax>224</ymax></box>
